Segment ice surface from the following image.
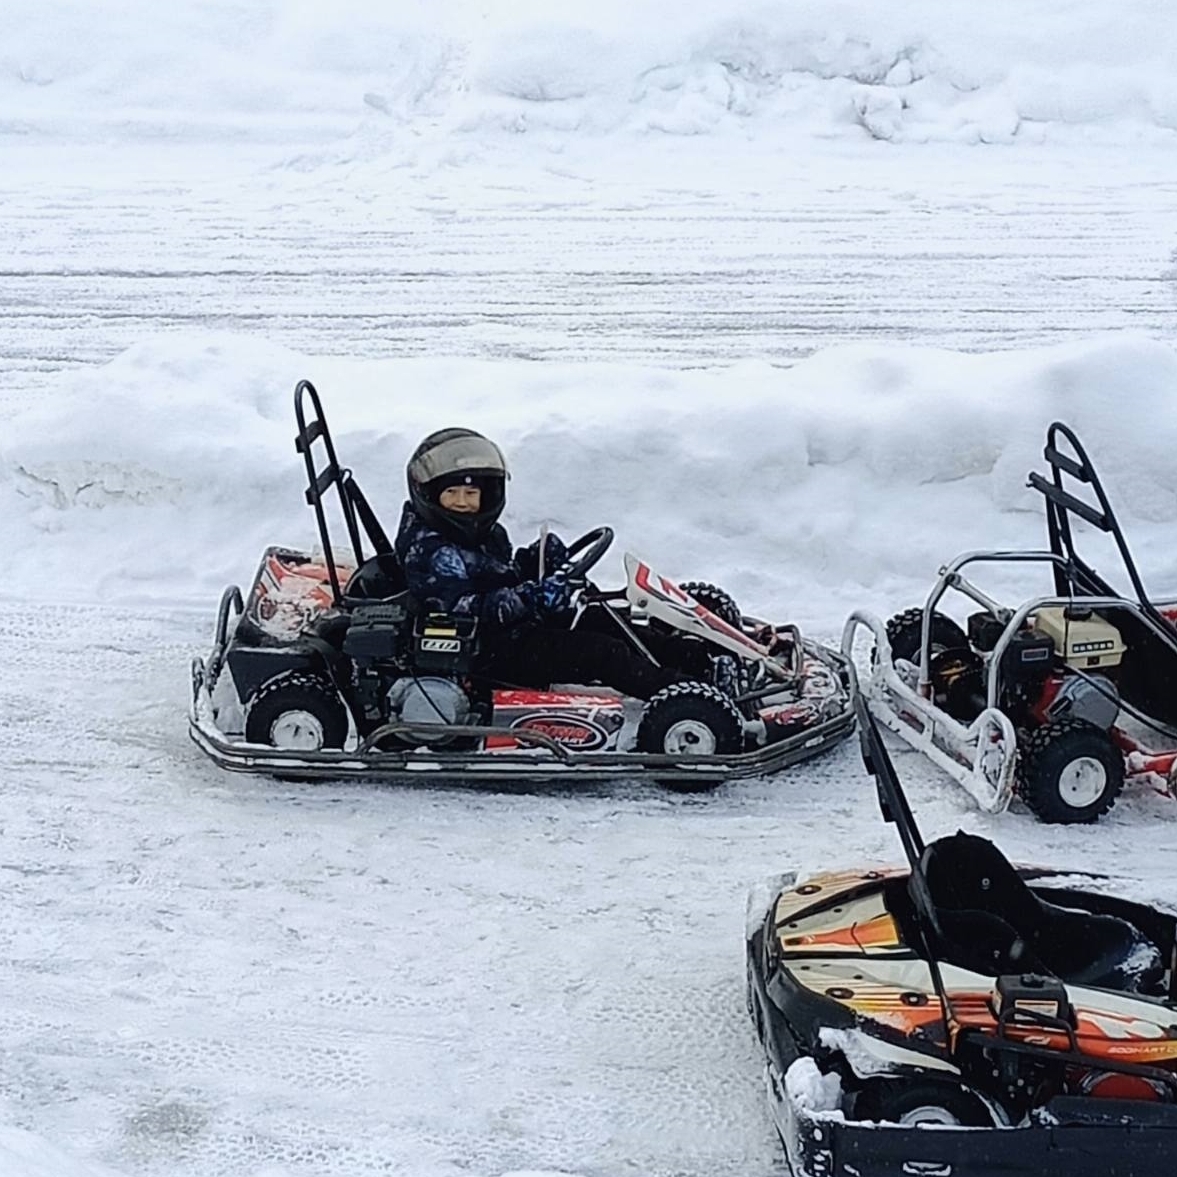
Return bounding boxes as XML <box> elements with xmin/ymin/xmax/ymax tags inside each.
<box><xmin>0</xmin><ymin>1126</ymin><xmax>129</xmax><ymax>1177</ymax></box>
<box><xmin>5</xmin><ymin>2</ymin><xmax>1177</xmax><ymax>1175</ymax></box>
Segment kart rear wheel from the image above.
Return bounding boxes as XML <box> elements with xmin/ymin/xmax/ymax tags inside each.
<box><xmin>854</xmin><ymin>1079</ymin><xmax>993</xmax><ymax>1127</ymax></box>
<box><xmin>244</xmin><ymin>671</ymin><xmax>349</xmax><ymax>751</ymax></box>
<box><xmin>884</xmin><ymin>607</ymin><xmax>968</xmax><ymax>665</ymax></box>
<box><xmin>637</xmin><ymin>682</ymin><xmax>743</xmax><ymax>791</ymax></box>
<box><xmin>1018</xmin><ymin>717</ymin><xmax>1123</xmax><ymax>824</ymax></box>
<box><xmin>679</xmin><ymin>581</ymin><xmax>741</xmax><ymax>628</ymax></box>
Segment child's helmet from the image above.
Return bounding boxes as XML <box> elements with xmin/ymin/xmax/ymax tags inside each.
<box><xmin>406</xmin><ymin>427</ymin><xmax>509</xmax><ymax>542</ymax></box>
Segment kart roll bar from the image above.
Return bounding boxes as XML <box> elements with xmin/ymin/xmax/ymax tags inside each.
<box><xmin>856</xmin><ymin>693</ymin><xmax>954</xmax><ymax>1037</ymax></box>
<box><xmin>918</xmin><ymin>551</ymin><xmax>1177</xmax><ymax>708</ymax></box>
<box><xmin>1029</xmin><ymin>420</ymin><xmax>1172</xmax><ymax>635</ymax></box>
<box><xmin>294</xmin><ymin>379</ymin><xmax>392</xmax><ymax>606</ymax></box>
<box><xmin>856</xmin><ymin>692</ymin><xmax>924</xmax><ymax>866</ymax></box>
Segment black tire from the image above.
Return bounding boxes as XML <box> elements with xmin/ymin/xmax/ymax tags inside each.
<box><xmin>854</xmin><ymin>1079</ymin><xmax>993</xmax><ymax>1128</ymax></box>
<box><xmin>679</xmin><ymin>581</ymin><xmax>741</xmax><ymax>628</ymax></box>
<box><xmin>244</xmin><ymin>671</ymin><xmax>349</xmax><ymax>751</ymax></box>
<box><xmin>885</xmin><ymin>607</ymin><xmax>968</xmax><ymax>665</ymax></box>
<box><xmin>637</xmin><ymin>683</ymin><xmax>744</xmax><ymax>794</ymax></box>
<box><xmin>1017</xmin><ymin>717</ymin><xmax>1124</xmax><ymax>824</ymax></box>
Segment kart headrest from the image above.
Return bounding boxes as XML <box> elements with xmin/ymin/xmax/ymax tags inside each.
<box><xmin>920</xmin><ymin>832</ymin><xmax>1042</xmax><ymax>933</ymax></box>
<box><xmin>914</xmin><ymin>833</ymin><xmax>1051</xmax><ymax>977</ymax></box>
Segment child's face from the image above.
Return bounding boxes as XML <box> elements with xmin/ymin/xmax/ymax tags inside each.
<box><xmin>439</xmin><ymin>484</ymin><xmax>482</xmax><ymax>514</ymax></box>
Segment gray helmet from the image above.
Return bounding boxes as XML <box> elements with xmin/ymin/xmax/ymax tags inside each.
<box><xmin>406</xmin><ymin>427</ymin><xmax>509</xmax><ymax>543</ymax></box>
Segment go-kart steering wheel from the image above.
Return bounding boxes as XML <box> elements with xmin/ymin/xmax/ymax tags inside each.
<box><xmin>557</xmin><ymin>526</ymin><xmax>614</xmax><ymax>583</ymax></box>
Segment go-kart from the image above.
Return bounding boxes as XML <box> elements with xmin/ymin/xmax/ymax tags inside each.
<box><xmin>745</xmin><ymin>692</ymin><xmax>1177</xmax><ymax>1176</ymax></box>
<box><xmin>188</xmin><ymin>380</ymin><xmax>854</xmax><ymax>788</ymax></box>
<box><xmin>842</xmin><ymin>421</ymin><xmax>1177</xmax><ymax>823</ymax></box>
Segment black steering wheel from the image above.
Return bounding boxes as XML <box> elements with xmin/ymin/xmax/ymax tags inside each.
<box><xmin>557</xmin><ymin>526</ymin><xmax>614</xmax><ymax>583</ymax></box>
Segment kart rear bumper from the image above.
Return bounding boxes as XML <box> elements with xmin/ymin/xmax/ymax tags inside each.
<box><xmin>842</xmin><ymin>608</ymin><xmax>1019</xmax><ymax>813</ymax></box>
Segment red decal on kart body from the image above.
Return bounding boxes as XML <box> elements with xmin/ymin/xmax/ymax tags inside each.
<box><xmin>512</xmin><ymin>714</ymin><xmax>611</xmax><ymax>750</ymax></box>
<box><xmin>487</xmin><ymin>690</ymin><xmax>625</xmax><ymax>752</ymax></box>
<box><xmin>492</xmin><ymin>689</ymin><xmax>622</xmax><ymax>708</ymax></box>
<box><xmin>247</xmin><ymin>548</ymin><xmax>355</xmax><ymax>640</ymax></box>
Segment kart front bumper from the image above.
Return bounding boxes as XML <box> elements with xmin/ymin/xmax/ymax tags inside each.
<box><xmin>775</xmin><ymin>1073</ymin><xmax>1177</xmax><ymax>1177</ymax></box>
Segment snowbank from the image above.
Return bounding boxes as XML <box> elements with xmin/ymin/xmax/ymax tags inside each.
<box><xmin>5</xmin><ymin>332</ymin><xmax>1176</xmax><ymax>626</ymax></box>
<box><xmin>3</xmin><ymin>1</ymin><xmax>1175</xmax><ymax>152</ymax></box>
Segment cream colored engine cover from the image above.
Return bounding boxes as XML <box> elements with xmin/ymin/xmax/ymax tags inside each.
<box><xmin>1033</xmin><ymin>606</ymin><xmax>1126</xmax><ymax>669</ymax></box>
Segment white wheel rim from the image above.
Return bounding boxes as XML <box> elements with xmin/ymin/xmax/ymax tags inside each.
<box><xmin>1058</xmin><ymin>755</ymin><xmax>1108</xmax><ymax>808</ymax></box>
<box><xmin>663</xmin><ymin>719</ymin><xmax>717</xmax><ymax>755</ymax></box>
<box><xmin>898</xmin><ymin>1105</ymin><xmax>961</xmax><ymax>1127</ymax></box>
<box><xmin>269</xmin><ymin>710</ymin><xmax>326</xmax><ymax>751</ymax></box>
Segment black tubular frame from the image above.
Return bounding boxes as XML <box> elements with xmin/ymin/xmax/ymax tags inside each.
<box><xmin>294</xmin><ymin>379</ymin><xmax>392</xmax><ymax>606</ymax></box>
<box><xmin>856</xmin><ymin>693</ymin><xmax>953</xmax><ymax>1038</ymax></box>
<box><xmin>1028</xmin><ymin>421</ymin><xmax>1171</xmax><ymax>634</ymax></box>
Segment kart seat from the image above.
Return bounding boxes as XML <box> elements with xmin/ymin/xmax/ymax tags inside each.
<box><xmin>916</xmin><ymin>832</ymin><xmax>1164</xmax><ymax>994</ymax></box>
<box><xmin>343</xmin><ymin>553</ymin><xmax>407</xmax><ymax>603</ymax></box>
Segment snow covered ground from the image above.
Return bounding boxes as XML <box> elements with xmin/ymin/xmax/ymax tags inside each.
<box><xmin>3</xmin><ymin>2</ymin><xmax>1177</xmax><ymax>1174</ymax></box>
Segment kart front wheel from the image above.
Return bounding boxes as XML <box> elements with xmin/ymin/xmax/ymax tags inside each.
<box><xmin>678</xmin><ymin>581</ymin><xmax>741</xmax><ymax>628</ymax></box>
<box><xmin>1018</xmin><ymin>717</ymin><xmax>1123</xmax><ymax>824</ymax></box>
<box><xmin>637</xmin><ymin>682</ymin><xmax>743</xmax><ymax>792</ymax></box>
<box><xmin>244</xmin><ymin>671</ymin><xmax>349</xmax><ymax>751</ymax></box>
<box><xmin>854</xmin><ymin>1079</ymin><xmax>992</xmax><ymax>1127</ymax></box>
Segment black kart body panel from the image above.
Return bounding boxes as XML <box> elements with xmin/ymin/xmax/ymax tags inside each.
<box><xmin>744</xmin><ymin>695</ymin><xmax>1177</xmax><ymax>1175</ymax></box>
<box><xmin>783</xmin><ymin>1095</ymin><xmax>1177</xmax><ymax>1177</ymax></box>
<box><xmin>747</xmin><ymin>883</ymin><xmax>1177</xmax><ymax>1177</ymax></box>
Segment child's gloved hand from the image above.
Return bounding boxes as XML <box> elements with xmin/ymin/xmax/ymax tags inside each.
<box><xmin>514</xmin><ymin>533</ymin><xmax>569</xmax><ymax>581</ymax></box>
<box><xmin>521</xmin><ymin>573</ymin><xmax>571</xmax><ymax>617</ymax></box>
<box><xmin>536</xmin><ymin>572</ymin><xmax>571</xmax><ymax>614</ymax></box>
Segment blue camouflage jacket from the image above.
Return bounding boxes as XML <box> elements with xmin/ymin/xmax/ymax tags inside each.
<box><xmin>394</xmin><ymin>502</ymin><xmax>534</xmax><ymax>627</ymax></box>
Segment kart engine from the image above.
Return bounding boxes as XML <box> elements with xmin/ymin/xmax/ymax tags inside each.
<box><xmin>1032</xmin><ymin>606</ymin><xmax>1126</xmax><ymax>671</ymax></box>
<box><xmin>340</xmin><ymin>603</ymin><xmax>480</xmax><ymax>744</ymax></box>
<box><xmin>386</xmin><ymin>676</ymin><xmax>472</xmax><ymax>741</ymax></box>
<box><xmin>931</xmin><ymin>607</ymin><xmax>1127</xmax><ymax>727</ymax></box>
<box><xmin>1031</xmin><ymin>607</ymin><xmax>1124</xmax><ymax>729</ymax></box>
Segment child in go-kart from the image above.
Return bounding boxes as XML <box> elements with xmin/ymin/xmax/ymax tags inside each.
<box><xmin>395</xmin><ymin>427</ymin><xmax>707</xmax><ymax>700</ymax></box>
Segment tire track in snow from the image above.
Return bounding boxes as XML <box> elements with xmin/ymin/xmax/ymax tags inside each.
<box><xmin>4</xmin><ymin>156</ymin><xmax>1175</xmax><ymax>405</ymax></box>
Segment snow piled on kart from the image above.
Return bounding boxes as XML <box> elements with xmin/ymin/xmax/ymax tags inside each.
<box><xmin>5</xmin><ymin>331</ymin><xmax>1177</xmax><ymax>625</ymax></box>
<box><xmin>5</xmin><ymin>0</ymin><xmax>1176</xmax><ymax>150</ymax></box>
